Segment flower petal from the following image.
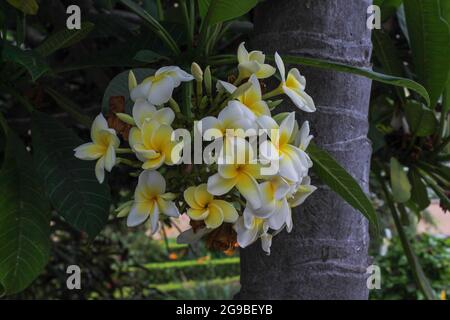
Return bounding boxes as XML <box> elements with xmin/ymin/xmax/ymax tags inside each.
<box><xmin>236</xmin><ymin>172</ymin><xmax>262</xmax><ymax>209</ymax></box>
<box><xmin>157</xmin><ymin>198</ymin><xmax>179</xmax><ymax>217</ymax></box>
<box><xmin>95</xmin><ymin>157</ymin><xmax>105</xmax><ymax>183</ymax></box>
<box><xmin>103</xmin><ymin>144</ymin><xmax>116</xmax><ymax>172</ymax></box>
<box><xmin>132</xmin><ymin>100</ymin><xmax>157</xmax><ymax>128</ymax></box>
<box><xmin>255</xmin><ymin>64</ymin><xmax>276</xmax><ymax>79</ymax></box>
<box><xmin>91</xmin><ymin>113</ymin><xmax>109</xmax><ymax>143</ymax></box>
<box><xmin>283</xmin><ymin>86</ymin><xmax>316</xmax><ymax>113</ymax></box>
<box><xmin>275</xmin><ymin>52</ymin><xmax>286</xmax><ymax>81</ymax></box>
<box><xmin>184</xmin><ymin>186</ymin><xmax>202</xmax><ymax>209</ymax></box>
<box><xmin>153</xmin><ymin>107</ymin><xmax>175</xmax><ymax>125</ymax></box>
<box><xmin>188</xmin><ymin>208</ymin><xmax>209</xmax><ymax>220</ymax></box>
<box><xmin>207</xmin><ymin>173</ymin><xmax>236</xmax><ymax>196</ymax></box>
<box><xmin>127</xmin><ymin>201</ymin><xmax>152</xmax><ymax>227</ymax></box>
<box><xmin>138</xmin><ymin>170</ymin><xmax>166</xmax><ymax>195</ymax></box>
<box><xmin>211</xmin><ymin>200</ymin><xmax>238</xmax><ymax>223</ymax></box>
<box><xmin>74</xmin><ymin>143</ymin><xmax>105</xmax><ymax>160</ymax></box>
<box><xmin>204</xmin><ymin>204</ymin><xmax>224</xmax><ymax>229</ymax></box>
<box><xmin>194</xmin><ymin>184</ymin><xmax>214</xmax><ymax>207</ymax></box>
<box><xmin>148</xmin><ymin>76</ymin><xmax>175</xmax><ymax>105</ymax></box>
<box><xmin>237</xmin><ymin>42</ymin><xmax>249</xmax><ymax>63</ymax></box>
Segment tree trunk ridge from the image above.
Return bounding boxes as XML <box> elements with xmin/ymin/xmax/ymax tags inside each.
<box><xmin>238</xmin><ymin>0</ymin><xmax>373</xmax><ymax>300</ymax></box>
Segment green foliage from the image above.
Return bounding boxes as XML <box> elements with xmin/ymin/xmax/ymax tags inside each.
<box><xmin>200</xmin><ymin>0</ymin><xmax>259</xmax><ymax>25</ymax></box>
<box><xmin>404</xmin><ymin>0</ymin><xmax>450</xmax><ymax>107</ymax></box>
<box><xmin>390</xmin><ymin>157</ymin><xmax>411</xmax><ymax>203</ymax></box>
<box><xmin>404</xmin><ymin>101</ymin><xmax>437</xmax><ymax>137</ymax></box>
<box><xmin>371</xmin><ymin>234</ymin><xmax>450</xmax><ymax>300</ymax></box>
<box><xmin>2</xmin><ymin>43</ymin><xmax>49</xmax><ymax>81</ymax></box>
<box><xmin>307</xmin><ymin>143</ymin><xmax>380</xmax><ymax>235</ymax></box>
<box><xmin>6</xmin><ymin>0</ymin><xmax>38</xmax><ymax>15</ymax></box>
<box><xmin>0</xmin><ymin>131</ymin><xmax>50</xmax><ymax>295</ymax></box>
<box><xmin>31</xmin><ymin>111</ymin><xmax>111</xmax><ymax>238</ymax></box>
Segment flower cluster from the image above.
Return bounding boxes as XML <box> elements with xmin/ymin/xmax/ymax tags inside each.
<box><xmin>74</xmin><ymin>43</ymin><xmax>317</xmax><ymax>254</ymax></box>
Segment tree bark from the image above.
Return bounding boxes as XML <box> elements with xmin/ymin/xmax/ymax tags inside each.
<box><xmin>238</xmin><ymin>0</ymin><xmax>373</xmax><ymax>300</ymax></box>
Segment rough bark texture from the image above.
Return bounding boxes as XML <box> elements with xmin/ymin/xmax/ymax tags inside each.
<box><xmin>238</xmin><ymin>0</ymin><xmax>373</xmax><ymax>300</ymax></box>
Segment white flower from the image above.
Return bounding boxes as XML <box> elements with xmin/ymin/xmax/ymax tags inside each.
<box><xmin>132</xmin><ymin>100</ymin><xmax>175</xmax><ymax>128</ymax></box>
<box><xmin>275</xmin><ymin>52</ymin><xmax>316</xmax><ymax>112</ymax></box>
<box><xmin>74</xmin><ymin>113</ymin><xmax>119</xmax><ymax>183</ymax></box>
<box><xmin>130</xmin><ymin>66</ymin><xmax>193</xmax><ymax>105</ymax></box>
<box><xmin>234</xmin><ymin>210</ymin><xmax>272</xmax><ymax>254</ymax></box>
<box><xmin>127</xmin><ymin>170</ymin><xmax>179</xmax><ymax>233</ymax></box>
<box><xmin>237</xmin><ymin>42</ymin><xmax>276</xmax><ymax>79</ymax></box>
<box><xmin>258</xmin><ymin>112</ymin><xmax>311</xmax><ymax>182</ymax></box>
<box><xmin>287</xmin><ymin>176</ymin><xmax>317</xmax><ymax>212</ymax></box>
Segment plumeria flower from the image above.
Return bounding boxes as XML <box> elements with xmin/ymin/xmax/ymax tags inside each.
<box><xmin>127</xmin><ymin>170</ymin><xmax>179</xmax><ymax>232</ymax></box>
<box><xmin>236</xmin><ymin>75</ymin><xmax>271</xmax><ymax>118</ymax></box>
<box><xmin>245</xmin><ymin>176</ymin><xmax>292</xmax><ymax>231</ymax></box>
<box><xmin>294</xmin><ymin>120</ymin><xmax>313</xmax><ymax>167</ymax></box>
<box><xmin>184</xmin><ymin>184</ymin><xmax>238</xmax><ymax>229</ymax></box>
<box><xmin>74</xmin><ymin>113</ymin><xmax>120</xmax><ymax>183</ymax></box>
<box><xmin>234</xmin><ymin>211</ymin><xmax>272</xmax><ymax>254</ymax></box>
<box><xmin>274</xmin><ymin>52</ymin><xmax>316</xmax><ymax>113</ymax></box>
<box><xmin>258</xmin><ymin>112</ymin><xmax>310</xmax><ymax>182</ymax></box>
<box><xmin>287</xmin><ymin>176</ymin><xmax>317</xmax><ymax>209</ymax></box>
<box><xmin>130</xmin><ymin>66</ymin><xmax>193</xmax><ymax>105</ymax></box>
<box><xmin>237</xmin><ymin>42</ymin><xmax>276</xmax><ymax>80</ymax></box>
<box><xmin>207</xmin><ymin>141</ymin><xmax>263</xmax><ymax>209</ymax></box>
<box><xmin>129</xmin><ymin>119</ymin><xmax>181</xmax><ymax>170</ymax></box>
<box><xmin>132</xmin><ymin>100</ymin><xmax>175</xmax><ymax>128</ymax></box>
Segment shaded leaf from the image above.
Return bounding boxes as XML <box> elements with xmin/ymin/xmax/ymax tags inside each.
<box><xmin>134</xmin><ymin>50</ymin><xmax>167</xmax><ymax>63</ymax></box>
<box><xmin>3</xmin><ymin>43</ymin><xmax>49</xmax><ymax>81</ymax></box>
<box><xmin>36</xmin><ymin>22</ymin><xmax>95</xmax><ymax>57</ymax></box>
<box><xmin>390</xmin><ymin>157</ymin><xmax>411</xmax><ymax>203</ymax></box>
<box><xmin>404</xmin><ymin>100</ymin><xmax>437</xmax><ymax>136</ymax></box>
<box><xmin>31</xmin><ymin>111</ymin><xmax>111</xmax><ymax>238</ymax></box>
<box><xmin>404</xmin><ymin>0</ymin><xmax>450</xmax><ymax>107</ymax></box>
<box><xmin>0</xmin><ymin>131</ymin><xmax>50</xmax><ymax>294</ymax></box>
<box><xmin>204</xmin><ymin>0</ymin><xmax>258</xmax><ymax>25</ymax></box>
<box><xmin>408</xmin><ymin>168</ymin><xmax>430</xmax><ymax>211</ymax></box>
<box><xmin>6</xmin><ymin>0</ymin><xmax>38</xmax><ymax>15</ymax></box>
<box><xmin>307</xmin><ymin>143</ymin><xmax>380</xmax><ymax>234</ymax></box>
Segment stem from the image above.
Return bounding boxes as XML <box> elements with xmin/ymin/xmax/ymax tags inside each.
<box><xmin>117</xmin><ymin>157</ymin><xmax>141</xmax><ymax>168</ymax></box>
<box><xmin>156</xmin><ymin>0</ymin><xmax>164</xmax><ymax>21</ymax></box>
<box><xmin>262</xmin><ymin>86</ymin><xmax>283</xmax><ymax>100</ymax></box>
<box><xmin>375</xmin><ymin>168</ymin><xmax>436</xmax><ymax>300</ymax></box>
<box><xmin>116</xmin><ymin>148</ymin><xmax>134</xmax><ymax>154</ymax></box>
<box><xmin>0</xmin><ymin>112</ymin><xmax>9</xmax><ymax>135</ymax></box>
<box><xmin>181</xmin><ymin>0</ymin><xmax>193</xmax><ymax>50</ymax></box>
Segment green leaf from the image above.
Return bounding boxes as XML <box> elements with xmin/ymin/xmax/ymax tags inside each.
<box><xmin>372</xmin><ymin>29</ymin><xmax>406</xmax><ymax>102</ymax></box>
<box><xmin>441</xmin><ymin>0</ymin><xmax>450</xmax><ymax>115</ymax></box>
<box><xmin>390</xmin><ymin>157</ymin><xmax>412</xmax><ymax>203</ymax></box>
<box><xmin>35</xmin><ymin>22</ymin><xmax>95</xmax><ymax>57</ymax></box>
<box><xmin>274</xmin><ymin>55</ymin><xmax>431</xmax><ymax>106</ymax></box>
<box><xmin>404</xmin><ymin>0</ymin><xmax>450</xmax><ymax>107</ymax></box>
<box><xmin>3</xmin><ymin>43</ymin><xmax>50</xmax><ymax>81</ymax></box>
<box><xmin>133</xmin><ymin>50</ymin><xmax>167</xmax><ymax>63</ymax></box>
<box><xmin>404</xmin><ymin>100</ymin><xmax>437</xmax><ymax>136</ymax></box>
<box><xmin>102</xmin><ymin>68</ymin><xmax>154</xmax><ymax>114</ymax></box>
<box><xmin>31</xmin><ymin>111</ymin><xmax>111</xmax><ymax>238</ymax></box>
<box><xmin>374</xmin><ymin>0</ymin><xmax>404</xmax><ymax>22</ymax></box>
<box><xmin>120</xmin><ymin>0</ymin><xmax>180</xmax><ymax>55</ymax></box>
<box><xmin>204</xmin><ymin>0</ymin><xmax>258</xmax><ymax>25</ymax></box>
<box><xmin>408</xmin><ymin>168</ymin><xmax>430</xmax><ymax>211</ymax></box>
<box><xmin>6</xmin><ymin>0</ymin><xmax>38</xmax><ymax>15</ymax></box>
<box><xmin>307</xmin><ymin>143</ymin><xmax>380</xmax><ymax>234</ymax></box>
<box><xmin>44</xmin><ymin>87</ymin><xmax>92</xmax><ymax>127</ymax></box>
<box><xmin>198</xmin><ymin>0</ymin><xmax>210</xmax><ymax>18</ymax></box>
<box><xmin>0</xmin><ymin>131</ymin><xmax>50</xmax><ymax>295</ymax></box>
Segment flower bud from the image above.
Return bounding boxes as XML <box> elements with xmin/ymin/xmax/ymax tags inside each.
<box><xmin>128</xmin><ymin>70</ymin><xmax>137</xmax><ymax>91</ymax></box>
<box><xmin>191</xmin><ymin>62</ymin><xmax>203</xmax><ymax>82</ymax></box>
<box><xmin>115</xmin><ymin>113</ymin><xmax>136</xmax><ymax>126</ymax></box>
<box><xmin>204</xmin><ymin>66</ymin><xmax>212</xmax><ymax>96</ymax></box>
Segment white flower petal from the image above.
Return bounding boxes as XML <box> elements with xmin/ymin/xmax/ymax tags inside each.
<box><xmin>95</xmin><ymin>157</ymin><xmax>105</xmax><ymax>183</ymax></box>
<box><xmin>275</xmin><ymin>52</ymin><xmax>286</xmax><ymax>81</ymax></box>
<box><xmin>148</xmin><ymin>76</ymin><xmax>175</xmax><ymax>105</ymax></box>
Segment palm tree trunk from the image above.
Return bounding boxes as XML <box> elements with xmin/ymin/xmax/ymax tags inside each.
<box><xmin>238</xmin><ymin>0</ymin><xmax>373</xmax><ymax>299</ymax></box>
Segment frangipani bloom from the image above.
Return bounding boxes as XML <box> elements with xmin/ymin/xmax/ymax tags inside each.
<box><xmin>237</xmin><ymin>42</ymin><xmax>276</xmax><ymax>80</ymax></box>
<box><xmin>129</xmin><ymin>119</ymin><xmax>181</xmax><ymax>170</ymax></box>
<box><xmin>130</xmin><ymin>67</ymin><xmax>193</xmax><ymax>105</ymax></box>
<box><xmin>234</xmin><ymin>211</ymin><xmax>272</xmax><ymax>254</ymax></box>
<box><xmin>275</xmin><ymin>52</ymin><xmax>316</xmax><ymax>113</ymax></box>
<box><xmin>287</xmin><ymin>176</ymin><xmax>317</xmax><ymax>209</ymax></box>
<box><xmin>74</xmin><ymin>113</ymin><xmax>119</xmax><ymax>183</ymax></box>
<box><xmin>184</xmin><ymin>184</ymin><xmax>238</xmax><ymax>229</ymax></box>
<box><xmin>127</xmin><ymin>170</ymin><xmax>179</xmax><ymax>232</ymax></box>
<box><xmin>245</xmin><ymin>176</ymin><xmax>292</xmax><ymax>231</ymax></box>
<box><xmin>236</xmin><ymin>75</ymin><xmax>271</xmax><ymax>117</ymax></box>
<box><xmin>132</xmin><ymin>100</ymin><xmax>175</xmax><ymax>128</ymax></box>
<box><xmin>258</xmin><ymin>112</ymin><xmax>310</xmax><ymax>182</ymax></box>
<box><xmin>207</xmin><ymin>141</ymin><xmax>263</xmax><ymax>209</ymax></box>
